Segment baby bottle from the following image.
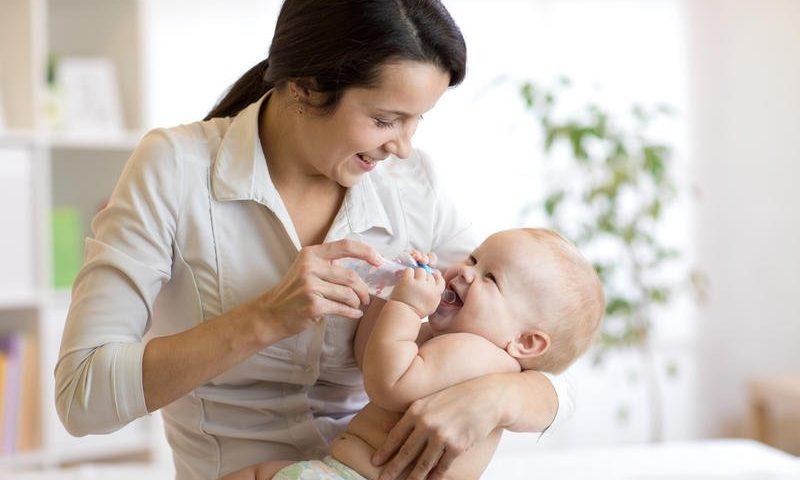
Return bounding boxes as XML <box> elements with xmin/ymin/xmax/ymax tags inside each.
<box><xmin>336</xmin><ymin>249</ymin><xmax>420</xmax><ymax>299</ymax></box>
<box><xmin>336</xmin><ymin>248</ymin><xmax>458</xmax><ymax>303</ymax></box>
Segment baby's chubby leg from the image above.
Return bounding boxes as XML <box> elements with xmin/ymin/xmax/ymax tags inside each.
<box><xmin>219</xmin><ymin>460</ymin><xmax>294</xmax><ymax>480</ymax></box>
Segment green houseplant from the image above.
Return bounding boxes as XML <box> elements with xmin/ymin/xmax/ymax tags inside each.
<box><xmin>518</xmin><ymin>78</ymin><xmax>704</xmax><ymax>442</ymax></box>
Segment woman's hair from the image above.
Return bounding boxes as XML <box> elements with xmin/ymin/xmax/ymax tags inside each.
<box><xmin>204</xmin><ymin>0</ymin><xmax>466</xmax><ymax>121</ymax></box>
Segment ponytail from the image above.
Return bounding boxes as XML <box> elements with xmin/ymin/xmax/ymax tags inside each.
<box><xmin>204</xmin><ymin>58</ymin><xmax>272</xmax><ymax>121</ymax></box>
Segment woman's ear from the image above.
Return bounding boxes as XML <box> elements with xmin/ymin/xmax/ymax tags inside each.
<box><xmin>506</xmin><ymin>329</ymin><xmax>550</xmax><ymax>360</ymax></box>
<box><xmin>288</xmin><ymin>78</ymin><xmax>321</xmax><ymax>105</ymax></box>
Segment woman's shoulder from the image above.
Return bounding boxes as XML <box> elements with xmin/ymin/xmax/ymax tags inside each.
<box><xmin>138</xmin><ymin>116</ymin><xmax>234</xmax><ymax>168</ymax></box>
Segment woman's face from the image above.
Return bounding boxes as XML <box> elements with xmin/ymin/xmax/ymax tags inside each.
<box><xmin>296</xmin><ymin>60</ymin><xmax>451</xmax><ymax>187</ymax></box>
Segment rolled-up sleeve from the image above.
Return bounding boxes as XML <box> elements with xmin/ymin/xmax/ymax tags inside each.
<box><xmin>54</xmin><ymin>130</ymin><xmax>181</xmax><ymax>436</ymax></box>
<box><xmin>420</xmin><ymin>149</ymin><xmax>576</xmax><ymax>437</ymax></box>
<box><xmin>538</xmin><ymin>370</ymin><xmax>575</xmax><ymax>440</ymax></box>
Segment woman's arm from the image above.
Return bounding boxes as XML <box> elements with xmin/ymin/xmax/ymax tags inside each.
<box><xmin>142</xmin><ymin>299</ymin><xmax>287</xmax><ymax>413</ymax></box>
<box><xmin>59</xmin><ymin>238</ymin><xmax>380</xmax><ymax>435</ymax></box>
<box><xmin>372</xmin><ymin>370</ymin><xmax>563</xmax><ymax>480</ymax></box>
<box><xmin>55</xmin><ymin>131</ymin><xmax>383</xmax><ymax>434</ymax></box>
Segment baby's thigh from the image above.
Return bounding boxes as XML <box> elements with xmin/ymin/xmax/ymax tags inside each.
<box><xmin>220</xmin><ymin>460</ymin><xmax>294</xmax><ymax>480</ymax></box>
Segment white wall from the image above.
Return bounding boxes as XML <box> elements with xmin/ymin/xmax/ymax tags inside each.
<box><xmin>142</xmin><ymin>0</ymin><xmax>283</xmax><ymax>128</ymax></box>
<box><xmin>686</xmin><ymin>0</ymin><xmax>800</xmax><ymax>437</ymax></box>
<box><xmin>422</xmin><ymin>0</ymin><xmax>695</xmax><ymax>449</ymax></box>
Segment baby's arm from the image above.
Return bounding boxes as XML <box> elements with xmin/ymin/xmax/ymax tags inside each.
<box><xmin>363</xmin><ymin>269</ymin><xmax>520</xmax><ymax>412</ymax></box>
<box><xmin>353</xmin><ymin>296</ymin><xmax>434</xmax><ymax>370</ymax></box>
<box><xmin>354</xmin><ymin>249</ymin><xmax>440</xmax><ymax>369</ymax></box>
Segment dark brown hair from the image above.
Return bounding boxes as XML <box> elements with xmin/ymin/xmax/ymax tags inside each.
<box><xmin>204</xmin><ymin>0</ymin><xmax>466</xmax><ymax>120</ymax></box>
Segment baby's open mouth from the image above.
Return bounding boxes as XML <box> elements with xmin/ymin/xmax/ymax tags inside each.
<box><xmin>441</xmin><ymin>287</ymin><xmax>463</xmax><ymax>308</ymax></box>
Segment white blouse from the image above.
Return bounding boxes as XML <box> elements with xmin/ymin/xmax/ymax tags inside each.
<box><xmin>54</xmin><ymin>91</ymin><xmax>574</xmax><ymax>479</ymax></box>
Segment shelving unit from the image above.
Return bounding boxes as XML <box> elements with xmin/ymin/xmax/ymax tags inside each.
<box><xmin>1</xmin><ymin>0</ymin><xmax>282</xmax><ymax>471</ymax></box>
<box><xmin>0</xmin><ymin>0</ymin><xmax>160</xmax><ymax>471</ymax></box>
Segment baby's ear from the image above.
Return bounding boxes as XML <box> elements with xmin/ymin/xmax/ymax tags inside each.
<box><xmin>506</xmin><ymin>329</ymin><xmax>550</xmax><ymax>360</ymax></box>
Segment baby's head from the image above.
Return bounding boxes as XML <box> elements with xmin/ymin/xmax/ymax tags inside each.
<box><xmin>428</xmin><ymin>228</ymin><xmax>604</xmax><ymax>374</ymax></box>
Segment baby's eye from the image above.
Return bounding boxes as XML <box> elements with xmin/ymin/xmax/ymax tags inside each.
<box><xmin>468</xmin><ymin>255</ymin><xmax>477</xmax><ymax>265</ymax></box>
<box><xmin>485</xmin><ymin>272</ymin><xmax>497</xmax><ymax>284</ymax></box>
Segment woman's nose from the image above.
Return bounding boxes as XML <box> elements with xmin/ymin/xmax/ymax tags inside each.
<box><xmin>384</xmin><ymin>123</ymin><xmax>414</xmax><ymax>159</ymax></box>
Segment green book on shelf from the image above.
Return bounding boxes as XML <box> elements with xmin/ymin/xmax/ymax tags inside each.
<box><xmin>52</xmin><ymin>207</ymin><xmax>83</xmax><ymax>289</ymax></box>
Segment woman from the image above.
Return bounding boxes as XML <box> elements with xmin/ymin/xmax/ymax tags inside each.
<box><xmin>55</xmin><ymin>1</ymin><xmax>572</xmax><ymax>479</ymax></box>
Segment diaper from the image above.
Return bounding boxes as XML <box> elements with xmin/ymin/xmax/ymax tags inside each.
<box><xmin>272</xmin><ymin>456</ymin><xmax>366</xmax><ymax>480</ymax></box>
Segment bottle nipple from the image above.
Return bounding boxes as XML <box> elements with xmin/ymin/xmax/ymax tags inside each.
<box><xmin>441</xmin><ymin>289</ymin><xmax>457</xmax><ymax>304</ymax></box>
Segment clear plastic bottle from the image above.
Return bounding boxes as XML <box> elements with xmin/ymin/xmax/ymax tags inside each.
<box><xmin>336</xmin><ymin>250</ymin><xmax>420</xmax><ymax>299</ymax></box>
<box><xmin>336</xmin><ymin>249</ymin><xmax>458</xmax><ymax>304</ymax></box>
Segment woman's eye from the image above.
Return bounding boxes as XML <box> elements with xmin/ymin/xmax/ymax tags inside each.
<box><xmin>374</xmin><ymin>118</ymin><xmax>395</xmax><ymax>129</ymax></box>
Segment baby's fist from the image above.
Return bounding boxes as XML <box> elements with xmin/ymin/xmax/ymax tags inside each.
<box><xmin>390</xmin><ymin>268</ymin><xmax>445</xmax><ymax>318</ymax></box>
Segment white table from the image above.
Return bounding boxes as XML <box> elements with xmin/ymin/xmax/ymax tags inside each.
<box><xmin>2</xmin><ymin>439</ymin><xmax>798</xmax><ymax>479</ymax></box>
<box><xmin>485</xmin><ymin>439</ymin><xmax>800</xmax><ymax>479</ymax></box>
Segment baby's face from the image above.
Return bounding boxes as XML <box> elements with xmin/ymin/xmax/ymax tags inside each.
<box><xmin>429</xmin><ymin>230</ymin><xmax>558</xmax><ymax>348</ymax></box>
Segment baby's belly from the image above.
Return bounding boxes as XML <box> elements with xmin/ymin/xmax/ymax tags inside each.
<box><xmin>330</xmin><ymin>402</ymin><xmax>501</xmax><ymax>480</ymax></box>
<box><xmin>331</xmin><ymin>402</ymin><xmax>402</xmax><ymax>480</ymax></box>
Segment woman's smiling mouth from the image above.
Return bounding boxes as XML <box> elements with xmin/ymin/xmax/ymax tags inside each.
<box><xmin>355</xmin><ymin>153</ymin><xmax>377</xmax><ymax>171</ymax></box>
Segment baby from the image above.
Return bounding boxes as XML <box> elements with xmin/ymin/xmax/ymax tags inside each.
<box><xmin>224</xmin><ymin>228</ymin><xmax>604</xmax><ymax>480</ymax></box>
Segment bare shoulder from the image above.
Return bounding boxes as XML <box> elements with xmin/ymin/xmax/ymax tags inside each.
<box><xmin>419</xmin><ymin>332</ymin><xmax>521</xmax><ymax>376</ymax></box>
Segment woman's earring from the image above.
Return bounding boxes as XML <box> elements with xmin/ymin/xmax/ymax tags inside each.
<box><xmin>293</xmin><ymin>92</ymin><xmax>304</xmax><ymax>115</ymax></box>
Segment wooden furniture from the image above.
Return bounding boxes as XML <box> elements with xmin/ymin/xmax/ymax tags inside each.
<box><xmin>749</xmin><ymin>374</ymin><xmax>800</xmax><ymax>456</ymax></box>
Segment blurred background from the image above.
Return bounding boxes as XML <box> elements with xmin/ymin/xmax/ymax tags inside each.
<box><xmin>0</xmin><ymin>0</ymin><xmax>798</xmax><ymax>478</ymax></box>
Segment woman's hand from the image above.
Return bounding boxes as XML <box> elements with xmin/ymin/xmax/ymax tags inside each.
<box><xmin>372</xmin><ymin>374</ymin><xmax>506</xmax><ymax>480</ymax></box>
<box><xmin>250</xmin><ymin>239</ymin><xmax>383</xmax><ymax>341</ymax></box>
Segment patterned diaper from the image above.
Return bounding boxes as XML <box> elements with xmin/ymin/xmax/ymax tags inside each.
<box><xmin>272</xmin><ymin>456</ymin><xmax>367</xmax><ymax>480</ymax></box>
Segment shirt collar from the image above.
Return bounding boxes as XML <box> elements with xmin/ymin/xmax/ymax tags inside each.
<box><xmin>344</xmin><ymin>172</ymin><xmax>393</xmax><ymax>236</ymax></box>
<box><xmin>211</xmin><ymin>89</ymin><xmax>393</xmax><ymax>236</ymax></box>
<box><xmin>211</xmin><ymin>90</ymin><xmax>279</xmax><ymax>210</ymax></box>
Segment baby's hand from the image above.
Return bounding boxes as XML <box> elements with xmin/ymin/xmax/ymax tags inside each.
<box><xmin>390</xmin><ymin>268</ymin><xmax>445</xmax><ymax>318</ymax></box>
<box><xmin>409</xmin><ymin>250</ymin><xmax>438</xmax><ymax>269</ymax></box>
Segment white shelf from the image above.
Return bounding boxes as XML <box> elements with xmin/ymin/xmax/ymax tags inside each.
<box><xmin>0</xmin><ymin>0</ymin><xmax>164</xmax><ymax>469</ymax></box>
<box><xmin>0</xmin><ymin>290</ymin><xmax>41</xmax><ymax>311</ymax></box>
<box><xmin>0</xmin><ymin>129</ymin><xmax>144</xmax><ymax>151</ymax></box>
<box><xmin>45</xmin><ymin>130</ymin><xmax>145</xmax><ymax>151</ymax></box>
<box><xmin>0</xmin><ymin>130</ymin><xmax>38</xmax><ymax>148</ymax></box>
<box><xmin>0</xmin><ymin>419</ymin><xmax>154</xmax><ymax>471</ymax></box>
